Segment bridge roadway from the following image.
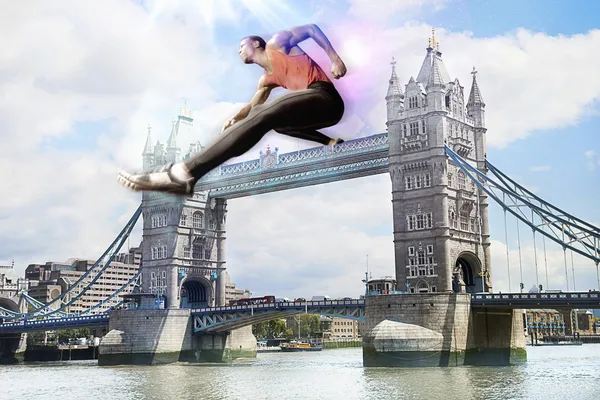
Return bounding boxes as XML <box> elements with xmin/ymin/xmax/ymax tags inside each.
<box><xmin>1</xmin><ymin>292</ymin><xmax>599</xmax><ymax>334</ymax></box>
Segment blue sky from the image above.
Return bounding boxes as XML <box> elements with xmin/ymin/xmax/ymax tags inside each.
<box><xmin>1</xmin><ymin>0</ymin><xmax>599</xmax><ymax>298</ymax></box>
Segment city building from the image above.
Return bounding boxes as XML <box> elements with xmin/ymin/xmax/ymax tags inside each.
<box><xmin>525</xmin><ymin>309</ymin><xmax>565</xmax><ymax>337</ymax></box>
<box><xmin>24</xmin><ymin>248</ymin><xmax>142</xmax><ymax>314</ymax></box>
<box><xmin>223</xmin><ymin>271</ymin><xmax>251</xmax><ymax>304</ymax></box>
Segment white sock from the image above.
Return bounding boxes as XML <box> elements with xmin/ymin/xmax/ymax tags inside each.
<box><xmin>170</xmin><ymin>163</ymin><xmax>192</xmax><ymax>181</ymax></box>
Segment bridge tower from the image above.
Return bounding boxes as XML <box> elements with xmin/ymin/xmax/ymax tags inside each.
<box><xmin>140</xmin><ymin>105</ymin><xmax>228</xmax><ymax>309</ymax></box>
<box><xmin>386</xmin><ymin>30</ymin><xmax>491</xmax><ymax>295</ymax></box>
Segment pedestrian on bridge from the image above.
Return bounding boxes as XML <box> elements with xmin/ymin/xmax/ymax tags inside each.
<box><xmin>118</xmin><ymin>23</ymin><xmax>347</xmax><ymax>195</ymax></box>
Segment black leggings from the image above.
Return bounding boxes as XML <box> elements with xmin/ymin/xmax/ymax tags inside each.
<box><xmin>183</xmin><ymin>81</ymin><xmax>345</xmax><ymax>182</ymax></box>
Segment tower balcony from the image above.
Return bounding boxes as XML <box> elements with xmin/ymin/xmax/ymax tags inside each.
<box><xmin>448</xmin><ymin>136</ymin><xmax>472</xmax><ymax>157</ymax></box>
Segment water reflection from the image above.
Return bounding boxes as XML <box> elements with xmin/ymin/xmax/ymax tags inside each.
<box><xmin>1</xmin><ymin>346</ymin><xmax>599</xmax><ymax>400</ymax></box>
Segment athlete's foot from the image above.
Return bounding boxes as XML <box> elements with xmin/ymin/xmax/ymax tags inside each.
<box><xmin>117</xmin><ymin>162</ymin><xmax>194</xmax><ymax>195</ymax></box>
<box><xmin>328</xmin><ymin>138</ymin><xmax>345</xmax><ymax>146</ymax></box>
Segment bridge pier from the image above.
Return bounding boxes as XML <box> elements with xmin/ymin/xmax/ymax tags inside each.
<box><xmin>98</xmin><ymin>309</ymin><xmax>256</xmax><ymax>365</ymax></box>
<box><xmin>362</xmin><ymin>293</ymin><xmax>526</xmax><ymax>367</ymax></box>
<box><xmin>0</xmin><ymin>333</ymin><xmax>26</xmax><ymax>364</ymax></box>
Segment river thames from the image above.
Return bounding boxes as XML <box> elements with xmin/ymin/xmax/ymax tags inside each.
<box><xmin>2</xmin><ymin>345</ymin><xmax>600</xmax><ymax>400</ymax></box>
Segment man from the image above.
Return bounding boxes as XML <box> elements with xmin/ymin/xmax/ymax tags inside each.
<box><xmin>118</xmin><ymin>23</ymin><xmax>347</xmax><ymax>195</ymax></box>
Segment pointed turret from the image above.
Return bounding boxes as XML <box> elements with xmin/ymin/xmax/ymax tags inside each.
<box><xmin>426</xmin><ymin>53</ymin><xmax>446</xmax><ymax>90</ymax></box>
<box><xmin>467</xmin><ymin>66</ymin><xmax>486</xmax><ymax>127</ymax></box>
<box><xmin>386</xmin><ymin>57</ymin><xmax>404</xmax><ymax>123</ymax></box>
<box><xmin>142</xmin><ymin>124</ymin><xmax>155</xmax><ymax>169</ymax></box>
<box><xmin>167</xmin><ymin>119</ymin><xmax>177</xmax><ymax>150</ymax></box>
<box><xmin>143</xmin><ymin>124</ymin><xmax>153</xmax><ymax>155</ymax></box>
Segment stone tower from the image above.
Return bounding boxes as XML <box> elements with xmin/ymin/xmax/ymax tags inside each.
<box><xmin>139</xmin><ymin>106</ymin><xmax>228</xmax><ymax>309</ymax></box>
<box><xmin>387</xmin><ymin>30</ymin><xmax>491</xmax><ymax>294</ymax></box>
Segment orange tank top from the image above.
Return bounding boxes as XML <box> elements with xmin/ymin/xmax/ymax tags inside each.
<box><xmin>263</xmin><ymin>48</ymin><xmax>331</xmax><ymax>91</ymax></box>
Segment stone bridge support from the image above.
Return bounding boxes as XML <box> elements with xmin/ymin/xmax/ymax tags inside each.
<box><xmin>0</xmin><ymin>289</ymin><xmax>28</xmax><ymax>363</ymax></box>
<box><xmin>98</xmin><ymin>308</ymin><xmax>256</xmax><ymax>365</ymax></box>
<box><xmin>362</xmin><ymin>293</ymin><xmax>526</xmax><ymax>367</ymax></box>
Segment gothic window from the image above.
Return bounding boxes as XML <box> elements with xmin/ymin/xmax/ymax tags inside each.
<box><xmin>426</xmin><ymin>245</ymin><xmax>433</xmax><ymax>254</ymax></box>
<box><xmin>208</xmin><ymin>219</ymin><xmax>216</xmax><ymax>230</ymax></box>
<box><xmin>421</xmin><ymin>121</ymin><xmax>426</xmax><ymax>134</ymax></box>
<box><xmin>151</xmin><ymin>213</ymin><xmax>167</xmax><ymax>228</ymax></box>
<box><xmin>180</xmin><ymin>214</ymin><xmax>187</xmax><ymax>226</ymax></box>
<box><xmin>183</xmin><ymin>246</ymin><xmax>190</xmax><ymax>258</ymax></box>
<box><xmin>192</xmin><ymin>212</ymin><xmax>203</xmax><ymax>229</ymax></box>
<box><xmin>408</xmin><ymin>246</ymin><xmax>415</xmax><ymax>256</ymax></box>
<box><xmin>418</xmin><ymin>252</ymin><xmax>426</xmax><ymax>265</ymax></box>
<box><xmin>449</xmin><ymin>210</ymin><xmax>457</xmax><ymax>229</ymax></box>
<box><xmin>418</xmin><ymin>281</ymin><xmax>429</xmax><ymax>293</ymax></box>
<box><xmin>431</xmin><ymin>286</ymin><xmax>437</xmax><ymax>292</ymax></box>
<box><xmin>406</xmin><ymin>215</ymin><xmax>415</xmax><ymax>231</ymax></box>
<box><xmin>403</xmin><ymin>124</ymin><xmax>407</xmax><ymax>137</ymax></box>
<box><xmin>407</xmin><ymin>212</ymin><xmax>432</xmax><ymax>231</ymax></box>
<box><xmin>415</xmin><ymin>175</ymin><xmax>422</xmax><ymax>189</ymax></box>
<box><xmin>161</xmin><ymin>271</ymin><xmax>166</xmax><ymax>279</ymax></box>
<box><xmin>204</xmin><ymin>249</ymin><xmax>211</xmax><ymax>259</ymax></box>
<box><xmin>424</xmin><ymin>174</ymin><xmax>431</xmax><ymax>187</ymax></box>
<box><xmin>416</xmin><ymin>214</ymin><xmax>424</xmax><ymax>229</ymax></box>
<box><xmin>457</xmin><ymin>171</ymin><xmax>466</xmax><ymax>189</ymax></box>
<box><xmin>460</xmin><ymin>215</ymin><xmax>469</xmax><ymax>231</ymax></box>
<box><xmin>410</xmin><ymin>122</ymin><xmax>419</xmax><ymax>136</ymax></box>
<box><xmin>447</xmin><ymin>173</ymin><xmax>453</xmax><ymax>187</ymax></box>
<box><xmin>408</xmin><ymin>96</ymin><xmax>418</xmax><ymax>108</ymax></box>
<box><xmin>192</xmin><ymin>244</ymin><xmax>203</xmax><ymax>259</ymax></box>
<box><xmin>428</xmin><ymin>264</ymin><xmax>435</xmax><ymax>276</ymax></box>
<box><xmin>405</xmin><ymin>176</ymin><xmax>413</xmax><ymax>190</ymax></box>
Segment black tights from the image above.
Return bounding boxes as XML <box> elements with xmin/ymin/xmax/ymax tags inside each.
<box><xmin>183</xmin><ymin>81</ymin><xmax>344</xmax><ymax>183</ymax></box>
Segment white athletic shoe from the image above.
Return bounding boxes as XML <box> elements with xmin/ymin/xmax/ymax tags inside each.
<box><xmin>117</xmin><ymin>163</ymin><xmax>194</xmax><ymax>195</ymax></box>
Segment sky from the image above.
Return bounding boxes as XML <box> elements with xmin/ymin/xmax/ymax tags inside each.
<box><xmin>1</xmin><ymin>0</ymin><xmax>599</xmax><ymax>300</ymax></box>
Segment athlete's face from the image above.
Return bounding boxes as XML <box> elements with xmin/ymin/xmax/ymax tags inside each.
<box><xmin>238</xmin><ymin>39</ymin><xmax>256</xmax><ymax>64</ymax></box>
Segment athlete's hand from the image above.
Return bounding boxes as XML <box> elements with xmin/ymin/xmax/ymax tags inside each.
<box><xmin>221</xmin><ymin>118</ymin><xmax>236</xmax><ymax>133</ymax></box>
<box><xmin>331</xmin><ymin>56</ymin><xmax>347</xmax><ymax>79</ymax></box>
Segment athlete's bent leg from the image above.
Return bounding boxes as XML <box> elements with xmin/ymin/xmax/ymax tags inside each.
<box><xmin>117</xmin><ymin>82</ymin><xmax>344</xmax><ymax>194</ymax></box>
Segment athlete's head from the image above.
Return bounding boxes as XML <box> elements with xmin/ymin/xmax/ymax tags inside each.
<box><xmin>239</xmin><ymin>35</ymin><xmax>266</xmax><ymax>64</ymax></box>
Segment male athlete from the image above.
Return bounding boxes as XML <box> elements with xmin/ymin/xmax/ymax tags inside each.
<box><xmin>118</xmin><ymin>24</ymin><xmax>347</xmax><ymax>195</ymax></box>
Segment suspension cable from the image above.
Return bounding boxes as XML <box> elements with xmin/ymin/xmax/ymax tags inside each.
<box><xmin>516</xmin><ymin>219</ymin><xmax>524</xmax><ymax>292</ymax></box>
<box><xmin>503</xmin><ymin>193</ymin><xmax>512</xmax><ymax>292</ymax></box>
<box><xmin>562</xmin><ymin>224</ymin><xmax>570</xmax><ymax>291</ymax></box>
<box><xmin>542</xmin><ymin>235</ymin><xmax>549</xmax><ymax>291</ymax></box>
<box><xmin>570</xmin><ymin>250</ymin><xmax>576</xmax><ymax>292</ymax></box>
<box><xmin>532</xmin><ymin>209</ymin><xmax>540</xmax><ymax>290</ymax></box>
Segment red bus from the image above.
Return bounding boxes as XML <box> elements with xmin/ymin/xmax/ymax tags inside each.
<box><xmin>229</xmin><ymin>296</ymin><xmax>276</xmax><ymax>306</ymax></box>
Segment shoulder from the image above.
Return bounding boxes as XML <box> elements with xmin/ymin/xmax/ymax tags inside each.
<box><xmin>267</xmin><ymin>30</ymin><xmax>292</xmax><ymax>51</ymax></box>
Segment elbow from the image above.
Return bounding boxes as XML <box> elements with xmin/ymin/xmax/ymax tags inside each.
<box><xmin>309</xmin><ymin>24</ymin><xmax>320</xmax><ymax>36</ymax></box>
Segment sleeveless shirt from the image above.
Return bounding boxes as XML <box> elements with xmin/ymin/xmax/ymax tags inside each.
<box><xmin>263</xmin><ymin>48</ymin><xmax>331</xmax><ymax>90</ymax></box>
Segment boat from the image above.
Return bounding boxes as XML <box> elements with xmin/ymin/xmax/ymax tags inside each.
<box><xmin>280</xmin><ymin>340</ymin><xmax>323</xmax><ymax>352</ymax></box>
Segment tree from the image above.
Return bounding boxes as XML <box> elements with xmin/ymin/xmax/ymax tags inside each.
<box><xmin>252</xmin><ymin>318</ymin><xmax>287</xmax><ymax>338</ymax></box>
<box><xmin>293</xmin><ymin>314</ymin><xmax>321</xmax><ymax>338</ymax></box>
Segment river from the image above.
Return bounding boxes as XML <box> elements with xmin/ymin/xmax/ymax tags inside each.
<box><xmin>1</xmin><ymin>345</ymin><xmax>599</xmax><ymax>400</ymax></box>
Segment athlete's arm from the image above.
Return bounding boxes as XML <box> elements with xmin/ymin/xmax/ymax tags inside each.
<box><xmin>270</xmin><ymin>24</ymin><xmax>347</xmax><ymax>79</ymax></box>
<box><xmin>222</xmin><ymin>76</ymin><xmax>274</xmax><ymax>132</ymax></box>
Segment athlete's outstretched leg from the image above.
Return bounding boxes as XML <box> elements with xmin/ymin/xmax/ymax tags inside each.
<box><xmin>117</xmin><ymin>82</ymin><xmax>344</xmax><ymax>194</ymax></box>
<box><xmin>273</xmin><ymin>127</ymin><xmax>344</xmax><ymax>146</ymax></box>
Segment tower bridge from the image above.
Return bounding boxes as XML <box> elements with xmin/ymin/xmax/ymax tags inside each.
<box><xmin>2</xmin><ymin>31</ymin><xmax>599</xmax><ymax>366</ymax></box>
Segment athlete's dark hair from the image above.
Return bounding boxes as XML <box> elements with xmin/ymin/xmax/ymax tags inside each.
<box><xmin>243</xmin><ymin>35</ymin><xmax>266</xmax><ymax>49</ymax></box>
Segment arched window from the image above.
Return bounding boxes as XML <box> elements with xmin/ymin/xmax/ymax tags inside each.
<box><xmin>192</xmin><ymin>212</ymin><xmax>203</xmax><ymax>229</ymax></box>
<box><xmin>418</xmin><ymin>281</ymin><xmax>429</xmax><ymax>293</ymax></box>
<box><xmin>457</xmin><ymin>171</ymin><xmax>466</xmax><ymax>190</ymax></box>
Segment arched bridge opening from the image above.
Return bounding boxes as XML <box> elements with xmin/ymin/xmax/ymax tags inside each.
<box><xmin>180</xmin><ymin>278</ymin><xmax>212</xmax><ymax>309</ymax></box>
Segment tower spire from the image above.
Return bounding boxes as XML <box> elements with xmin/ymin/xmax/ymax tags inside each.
<box><xmin>143</xmin><ymin>124</ymin><xmax>153</xmax><ymax>155</ymax></box>
<box><xmin>467</xmin><ymin>66</ymin><xmax>485</xmax><ymax>106</ymax></box>
<box><xmin>386</xmin><ymin>57</ymin><xmax>404</xmax><ymax>99</ymax></box>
